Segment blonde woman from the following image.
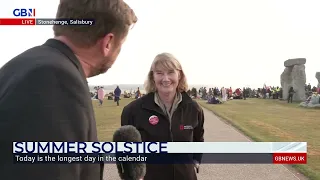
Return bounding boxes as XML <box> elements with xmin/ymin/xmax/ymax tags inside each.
<box><xmin>121</xmin><ymin>53</ymin><xmax>205</xmax><ymax>180</ymax></box>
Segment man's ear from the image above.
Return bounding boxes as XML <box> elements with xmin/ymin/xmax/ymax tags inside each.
<box><xmin>102</xmin><ymin>33</ymin><xmax>114</xmax><ymax>56</ymax></box>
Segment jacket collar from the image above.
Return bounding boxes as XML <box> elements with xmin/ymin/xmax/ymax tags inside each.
<box><xmin>141</xmin><ymin>91</ymin><xmax>193</xmax><ymax>115</ymax></box>
<box><xmin>154</xmin><ymin>92</ymin><xmax>182</xmax><ymax>118</ymax></box>
<box><xmin>43</xmin><ymin>38</ymin><xmax>87</xmax><ymax>83</ymax></box>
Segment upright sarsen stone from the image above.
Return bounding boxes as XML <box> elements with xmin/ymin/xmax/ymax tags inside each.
<box><xmin>280</xmin><ymin>58</ymin><xmax>307</xmax><ymax>101</ymax></box>
<box><xmin>316</xmin><ymin>72</ymin><xmax>320</xmax><ymax>88</ymax></box>
<box><xmin>291</xmin><ymin>65</ymin><xmax>306</xmax><ymax>101</ymax></box>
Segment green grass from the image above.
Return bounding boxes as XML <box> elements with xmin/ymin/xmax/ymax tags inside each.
<box><xmin>198</xmin><ymin>98</ymin><xmax>320</xmax><ymax>180</ymax></box>
<box><xmin>92</xmin><ymin>98</ymin><xmax>133</xmax><ymax>141</ymax></box>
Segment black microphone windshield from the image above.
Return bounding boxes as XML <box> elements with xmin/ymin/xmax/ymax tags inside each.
<box><xmin>113</xmin><ymin>125</ymin><xmax>142</xmax><ymax>142</ymax></box>
<box><xmin>113</xmin><ymin>125</ymin><xmax>146</xmax><ymax>180</ymax></box>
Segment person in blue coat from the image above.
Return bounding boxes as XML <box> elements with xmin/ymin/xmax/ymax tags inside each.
<box><xmin>114</xmin><ymin>86</ymin><xmax>122</xmax><ymax>106</ymax></box>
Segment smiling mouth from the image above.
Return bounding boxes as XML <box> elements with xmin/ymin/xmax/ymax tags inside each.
<box><xmin>161</xmin><ymin>83</ymin><xmax>172</xmax><ymax>87</ymax></box>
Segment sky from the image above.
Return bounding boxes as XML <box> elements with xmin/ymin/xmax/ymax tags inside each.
<box><xmin>0</xmin><ymin>0</ymin><xmax>320</xmax><ymax>89</ymax></box>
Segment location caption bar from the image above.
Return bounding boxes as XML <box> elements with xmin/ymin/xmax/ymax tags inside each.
<box><xmin>0</xmin><ymin>18</ymin><xmax>94</xmax><ymax>25</ymax></box>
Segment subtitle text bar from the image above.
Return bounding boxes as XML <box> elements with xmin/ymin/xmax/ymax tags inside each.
<box><xmin>13</xmin><ymin>153</ymin><xmax>307</xmax><ymax>164</ymax></box>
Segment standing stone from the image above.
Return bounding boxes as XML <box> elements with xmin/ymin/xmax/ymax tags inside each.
<box><xmin>316</xmin><ymin>72</ymin><xmax>320</xmax><ymax>88</ymax></box>
<box><xmin>291</xmin><ymin>65</ymin><xmax>306</xmax><ymax>101</ymax></box>
<box><xmin>284</xmin><ymin>58</ymin><xmax>306</xmax><ymax>67</ymax></box>
<box><xmin>280</xmin><ymin>58</ymin><xmax>307</xmax><ymax>101</ymax></box>
<box><xmin>280</xmin><ymin>67</ymin><xmax>293</xmax><ymax>100</ymax></box>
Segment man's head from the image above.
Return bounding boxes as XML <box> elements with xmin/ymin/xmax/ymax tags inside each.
<box><xmin>53</xmin><ymin>0</ymin><xmax>137</xmax><ymax>77</ymax></box>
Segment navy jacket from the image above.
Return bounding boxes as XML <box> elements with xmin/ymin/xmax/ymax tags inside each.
<box><xmin>0</xmin><ymin>39</ymin><xmax>102</xmax><ymax>180</ymax></box>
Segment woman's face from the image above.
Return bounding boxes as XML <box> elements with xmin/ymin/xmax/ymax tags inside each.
<box><xmin>153</xmin><ymin>66</ymin><xmax>180</xmax><ymax>94</ymax></box>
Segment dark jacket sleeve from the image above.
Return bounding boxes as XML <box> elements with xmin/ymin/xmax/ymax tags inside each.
<box><xmin>193</xmin><ymin>107</ymin><xmax>205</xmax><ymax>163</ymax></box>
<box><xmin>0</xmin><ymin>65</ymin><xmax>100</xmax><ymax>180</ymax></box>
<box><xmin>3</xmin><ymin>65</ymin><xmax>94</xmax><ymax>141</ymax></box>
<box><xmin>121</xmin><ymin>105</ymin><xmax>134</xmax><ymax>126</ymax></box>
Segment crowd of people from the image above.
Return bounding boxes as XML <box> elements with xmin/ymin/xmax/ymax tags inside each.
<box><xmin>96</xmin><ymin>83</ymin><xmax>320</xmax><ymax>106</ymax></box>
<box><xmin>91</xmin><ymin>86</ymin><xmax>144</xmax><ymax>106</ymax></box>
<box><xmin>185</xmin><ymin>83</ymin><xmax>320</xmax><ymax>104</ymax></box>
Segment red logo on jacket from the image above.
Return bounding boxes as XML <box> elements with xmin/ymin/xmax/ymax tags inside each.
<box><xmin>149</xmin><ymin>115</ymin><xmax>159</xmax><ymax>125</ymax></box>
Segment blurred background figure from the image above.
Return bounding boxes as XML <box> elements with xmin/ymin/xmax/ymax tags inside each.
<box><xmin>114</xmin><ymin>85</ymin><xmax>122</xmax><ymax>106</ymax></box>
<box><xmin>98</xmin><ymin>86</ymin><xmax>105</xmax><ymax>106</ymax></box>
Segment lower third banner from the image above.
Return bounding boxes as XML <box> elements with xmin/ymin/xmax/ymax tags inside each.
<box><xmin>13</xmin><ymin>153</ymin><xmax>307</xmax><ymax>164</ymax></box>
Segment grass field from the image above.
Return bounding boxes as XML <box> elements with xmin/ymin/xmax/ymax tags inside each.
<box><xmin>93</xmin><ymin>97</ymin><xmax>319</xmax><ymax>179</ymax></box>
<box><xmin>198</xmin><ymin>98</ymin><xmax>320</xmax><ymax>180</ymax></box>
<box><xmin>93</xmin><ymin>98</ymin><xmax>133</xmax><ymax>141</ymax></box>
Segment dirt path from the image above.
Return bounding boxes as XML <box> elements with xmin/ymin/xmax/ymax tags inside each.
<box><xmin>103</xmin><ymin>107</ymin><xmax>307</xmax><ymax>180</ymax></box>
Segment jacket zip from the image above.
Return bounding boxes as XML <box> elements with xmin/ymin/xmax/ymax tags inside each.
<box><xmin>163</xmin><ymin>105</ymin><xmax>175</xmax><ymax>179</ymax></box>
<box><xmin>170</xmin><ymin>105</ymin><xmax>188</xmax><ymax>179</ymax></box>
<box><xmin>146</xmin><ymin>100</ymin><xmax>191</xmax><ymax>179</ymax></box>
<box><xmin>169</xmin><ymin>109</ymin><xmax>175</xmax><ymax>180</ymax></box>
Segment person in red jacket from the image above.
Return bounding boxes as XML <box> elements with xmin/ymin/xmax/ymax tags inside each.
<box><xmin>121</xmin><ymin>53</ymin><xmax>205</xmax><ymax>180</ymax></box>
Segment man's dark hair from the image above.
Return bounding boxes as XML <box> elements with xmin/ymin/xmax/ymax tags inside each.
<box><xmin>53</xmin><ymin>0</ymin><xmax>138</xmax><ymax>47</ymax></box>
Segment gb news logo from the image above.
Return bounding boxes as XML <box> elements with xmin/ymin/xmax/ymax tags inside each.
<box><xmin>13</xmin><ymin>8</ymin><xmax>36</xmax><ymax>17</ymax></box>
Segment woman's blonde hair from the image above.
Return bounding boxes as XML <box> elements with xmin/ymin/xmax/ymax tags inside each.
<box><xmin>144</xmin><ymin>53</ymin><xmax>188</xmax><ymax>93</ymax></box>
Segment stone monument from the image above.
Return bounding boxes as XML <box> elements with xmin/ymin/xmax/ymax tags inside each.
<box><xmin>316</xmin><ymin>72</ymin><xmax>320</xmax><ymax>88</ymax></box>
<box><xmin>280</xmin><ymin>58</ymin><xmax>306</xmax><ymax>101</ymax></box>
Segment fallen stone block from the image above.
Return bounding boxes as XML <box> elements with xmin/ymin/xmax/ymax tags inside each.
<box><xmin>299</xmin><ymin>102</ymin><xmax>320</xmax><ymax>108</ymax></box>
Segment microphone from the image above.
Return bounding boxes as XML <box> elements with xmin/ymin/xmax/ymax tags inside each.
<box><xmin>113</xmin><ymin>125</ymin><xmax>146</xmax><ymax>180</ymax></box>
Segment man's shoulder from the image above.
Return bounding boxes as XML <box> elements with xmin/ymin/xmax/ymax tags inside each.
<box><xmin>19</xmin><ymin>45</ymin><xmax>72</xmax><ymax>67</ymax></box>
<box><xmin>2</xmin><ymin>46</ymin><xmax>58</xmax><ymax>73</ymax></box>
<box><xmin>0</xmin><ymin>45</ymin><xmax>86</xmax><ymax>97</ymax></box>
<box><xmin>1</xmin><ymin>45</ymin><xmax>81</xmax><ymax>81</ymax></box>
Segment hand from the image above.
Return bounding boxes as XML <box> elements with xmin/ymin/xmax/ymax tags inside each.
<box><xmin>194</xmin><ymin>160</ymin><xmax>200</xmax><ymax>173</ymax></box>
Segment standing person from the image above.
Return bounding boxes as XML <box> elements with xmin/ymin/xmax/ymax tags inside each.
<box><xmin>243</xmin><ymin>87</ymin><xmax>246</xmax><ymax>100</ymax></box>
<box><xmin>228</xmin><ymin>87</ymin><xmax>233</xmax><ymax>98</ymax></box>
<box><xmin>0</xmin><ymin>0</ymin><xmax>137</xmax><ymax>180</ymax></box>
<box><xmin>135</xmin><ymin>87</ymin><xmax>141</xmax><ymax>99</ymax></box>
<box><xmin>262</xmin><ymin>87</ymin><xmax>266</xmax><ymax>99</ymax></box>
<box><xmin>114</xmin><ymin>85</ymin><xmax>121</xmax><ymax>106</ymax></box>
<box><xmin>121</xmin><ymin>53</ymin><xmax>205</xmax><ymax>180</ymax></box>
<box><xmin>98</xmin><ymin>86</ymin><xmax>105</xmax><ymax>106</ymax></box>
<box><xmin>288</xmin><ymin>87</ymin><xmax>295</xmax><ymax>103</ymax></box>
<box><xmin>221</xmin><ymin>87</ymin><xmax>227</xmax><ymax>102</ymax></box>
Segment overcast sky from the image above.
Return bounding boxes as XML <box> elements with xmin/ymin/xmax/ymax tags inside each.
<box><xmin>1</xmin><ymin>0</ymin><xmax>319</xmax><ymax>88</ymax></box>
